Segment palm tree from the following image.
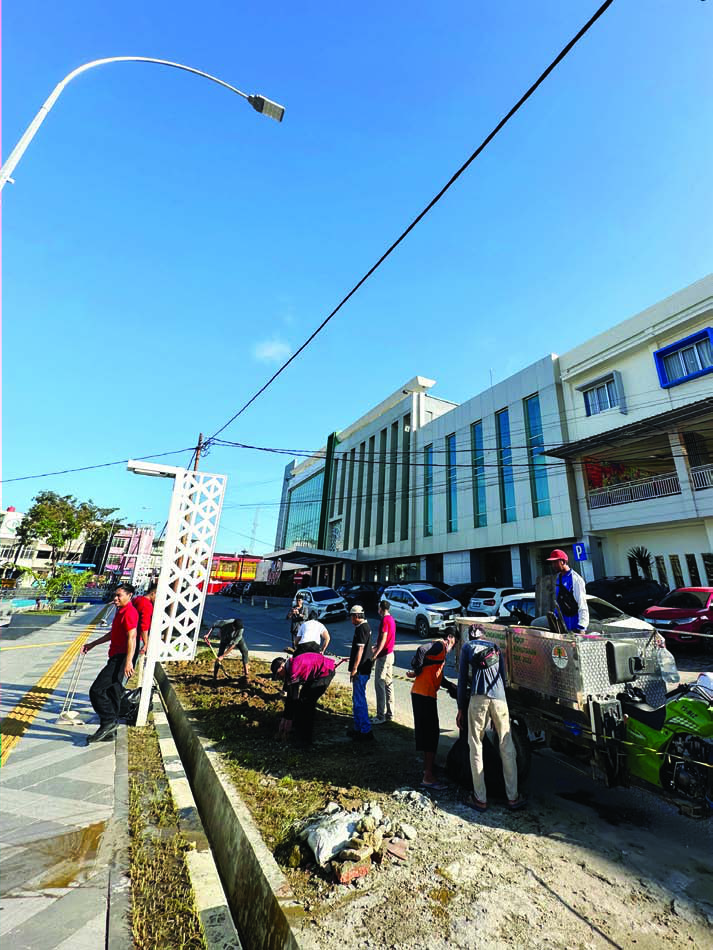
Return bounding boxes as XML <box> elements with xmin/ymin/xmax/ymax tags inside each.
<box><xmin>627</xmin><ymin>546</ymin><xmax>653</xmax><ymax>580</ymax></box>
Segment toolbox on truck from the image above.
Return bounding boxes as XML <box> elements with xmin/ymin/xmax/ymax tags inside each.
<box><xmin>455</xmin><ymin>619</ymin><xmax>667</xmax><ymax>711</ymax></box>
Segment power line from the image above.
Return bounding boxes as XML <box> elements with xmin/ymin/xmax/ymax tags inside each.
<box><xmin>203</xmin><ymin>0</ymin><xmax>616</xmax><ymax>445</ymax></box>
<box><xmin>0</xmin><ymin>447</ymin><xmax>197</xmax><ymax>485</ymax></box>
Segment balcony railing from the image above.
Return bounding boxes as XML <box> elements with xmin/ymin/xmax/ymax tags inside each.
<box><xmin>588</xmin><ymin>472</ymin><xmax>681</xmax><ymax>509</ymax></box>
<box><xmin>690</xmin><ymin>464</ymin><xmax>713</xmax><ymax>491</ymax></box>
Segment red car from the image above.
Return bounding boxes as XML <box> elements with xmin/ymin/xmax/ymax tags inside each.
<box><xmin>643</xmin><ymin>587</ymin><xmax>713</xmax><ymax>651</ymax></box>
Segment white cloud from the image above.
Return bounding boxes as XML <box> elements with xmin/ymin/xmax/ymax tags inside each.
<box><xmin>252</xmin><ymin>338</ymin><xmax>292</xmax><ymax>363</ymax></box>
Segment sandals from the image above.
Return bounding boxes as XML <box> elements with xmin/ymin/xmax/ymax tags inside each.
<box><xmin>421</xmin><ymin>780</ymin><xmax>448</xmax><ymax>791</ymax></box>
<box><xmin>507</xmin><ymin>796</ymin><xmax>527</xmax><ymax>811</ymax></box>
<box><xmin>467</xmin><ymin>794</ymin><xmax>488</xmax><ymax>812</ymax></box>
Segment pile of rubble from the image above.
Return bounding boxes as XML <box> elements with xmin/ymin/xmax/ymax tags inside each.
<box><xmin>296</xmin><ymin>792</ymin><xmax>431</xmax><ymax>885</ymax></box>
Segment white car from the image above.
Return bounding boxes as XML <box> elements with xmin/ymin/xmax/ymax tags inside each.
<box><xmin>383</xmin><ymin>583</ymin><xmax>463</xmax><ymax>638</ymax></box>
<box><xmin>293</xmin><ymin>587</ymin><xmax>348</xmax><ymax>622</ymax></box>
<box><xmin>478</xmin><ymin>591</ymin><xmax>657</xmax><ymax>635</ymax></box>
<box><xmin>467</xmin><ymin>587</ymin><xmax>525</xmax><ymax>617</ymax></box>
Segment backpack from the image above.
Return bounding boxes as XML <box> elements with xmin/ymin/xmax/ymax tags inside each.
<box><xmin>472</xmin><ymin>642</ymin><xmax>500</xmax><ymax>672</ymax></box>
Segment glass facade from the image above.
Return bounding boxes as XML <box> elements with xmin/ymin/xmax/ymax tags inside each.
<box><xmin>524</xmin><ymin>394</ymin><xmax>551</xmax><ymax>517</ymax></box>
<box><xmin>471</xmin><ymin>421</ymin><xmax>486</xmax><ymax>527</ymax></box>
<box><xmin>423</xmin><ymin>444</ymin><xmax>433</xmax><ymax>536</ymax></box>
<box><xmin>284</xmin><ymin>471</ymin><xmax>324</xmax><ymax>548</ymax></box>
<box><xmin>496</xmin><ymin>409</ymin><xmax>516</xmax><ymax>523</ymax></box>
<box><xmin>446</xmin><ymin>433</ymin><xmax>458</xmax><ymax>533</ymax></box>
<box><xmin>400</xmin><ymin>415</ymin><xmax>411</xmax><ymax>541</ymax></box>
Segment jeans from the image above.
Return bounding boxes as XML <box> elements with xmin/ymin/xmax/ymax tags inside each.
<box><xmin>467</xmin><ymin>694</ymin><xmax>519</xmax><ymax>802</ymax></box>
<box><xmin>352</xmin><ymin>673</ymin><xmax>371</xmax><ymax>734</ymax></box>
<box><xmin>374</xmin><ymin>653</ymin><xmax>394</xmax><ymax>719</ymax></box>
<box><xmin>89</xmin><ymin>654</ymin><xmax>127</xmax><ymax>726</ymax></box>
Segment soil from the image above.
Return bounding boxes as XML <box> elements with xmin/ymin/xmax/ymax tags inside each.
<box><xmin>169</xmin><ymin>653</ymin><xmax>713</xmax><ymax>950</ymax></box>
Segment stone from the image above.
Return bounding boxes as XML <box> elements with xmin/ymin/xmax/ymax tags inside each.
<box><xmin>397</xmin><ymin>822</ymin><xmax>417</xmax><ymax>841</ymax></box>
<box><xmin>365</xmin><ymin>802</ymin><xmax>383</xmax><ymax>823</ymax></box>
<box><xmin>386</xmin><ymin>839</ymin><xmax>408</xmax><ymax>861</ymax></box>
<box><xmin>338</xmin><ymin>844</ymin><xmax>374</xmax><ymax>863</ymax></box>
<box><xmin>324</xmin><ymin>801</ymin><xmax>341</xmax><ymax>814</ymax></box>
<box><xmin>333</xmin><ymin>858</ymin><xmax>371</xmax><ymax>885</ymax></box>
<box><xmin>361</xmin><ymin>830</ymin><xmax>384</xmax><ymax>852</ymax></box>
<box><xmin>357</xmin><ymin>816</ymin><xmax>377</xmax><ymax>833</ymax></box>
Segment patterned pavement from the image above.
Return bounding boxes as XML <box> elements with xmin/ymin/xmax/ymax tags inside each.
<box><xmin>0</xmin><ymin>605</ymin><xmax>127</xmax><ymax>949</ymax></box>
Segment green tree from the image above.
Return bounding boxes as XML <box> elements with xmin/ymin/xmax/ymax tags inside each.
<box><xmin>66</xmin><ymin>569</ymin><xmax>94</xmax><ymax>605</ymax></box>
<box><xmin>16</xmin><ymin>492</ymin><xmax>119</xmax><ymax>577</ymax></box>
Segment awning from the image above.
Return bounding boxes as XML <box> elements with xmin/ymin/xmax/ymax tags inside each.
<box><xmin>263</xmin><ymin>546</ymin><xmax>356</xmax><ymax>567</ymax></box>
<box><xmin>546</xmin><ymin>396</ymin><xmax>713</xmax><ymax>458</ymax></box>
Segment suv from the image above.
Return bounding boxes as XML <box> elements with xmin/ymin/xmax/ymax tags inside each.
<box><xmin>643</xmin><ymin>587</ymin><xmax>713</xmax><ymax>650</ymax></box>
<box><xmin>383</xmin><ymin>583</ymin><xmax>463</xmax><ymax>638</ymax></box>
<box><xmin>586</xmin><ymin>576</ymin><xmax>668</xmax><ymax>616</ymax></box>
<box><xmin>293</xmin><ymin>587</ymin><xmax>348</xmax><ymax>622</ymax></box>
<box><xmin>467</xmin><ymin>587</ymin><xmax>524</xmax><ymax>617</ymax></box>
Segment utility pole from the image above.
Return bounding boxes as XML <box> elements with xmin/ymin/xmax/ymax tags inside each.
<box><xmin>193</xmin><ymin>433</ymin><xmax>204</xmax><ymax>471</ymax></box>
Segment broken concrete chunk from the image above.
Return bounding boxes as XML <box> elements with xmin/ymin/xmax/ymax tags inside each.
<box><xmin>385</xmin><ymin>838</ymin><xmax>409</xmax><ymax>861</ymax></box>
<box><xmin>397</xmin><ymin>822</ymin><xmax>417</xmax><ymax>841</ymax></box>
<box><xmin>365</xmin><ymin>802</ymin><xmax>383</xmax><ymax>823</ymax></box>
<box><xmin>357</xmin><ymin>815</ymin><xmax>377</xmax><ymax>833</ymax></box>
<box><xmin>324</xmin><ymin>801</ymin><xmax>341</xmax><ymax>814</ymax></box>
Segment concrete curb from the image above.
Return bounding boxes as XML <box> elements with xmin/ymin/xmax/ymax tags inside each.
<box><xmin>155</xmin><ymin>665</ymin><xmax>314</xmax><ymax>950</ymax></box>
<box><xmin>151</xmin><ymin>692</ymin><xmax>242</xmax><ymax>950</ymax></box>
<box><xmin>105</xmin><ymin>726</ymin><xmax>132</xmax><ymax>949</ymax></box>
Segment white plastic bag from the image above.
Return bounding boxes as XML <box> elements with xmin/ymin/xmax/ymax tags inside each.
<box><xmin>658</xmin><ymin>647</ymin><xmax>680</xmax><ymax>686</ymax></box>
<box><xmin>305</xmin><ymin>810</ymin><xmax>361</xmax><ymax>866</ymax></box>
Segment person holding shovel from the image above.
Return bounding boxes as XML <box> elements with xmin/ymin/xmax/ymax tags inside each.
<box><xmin>205</xmin><ymin>617</ymin><xmax>250</xmax><ymax>684</ymax></box>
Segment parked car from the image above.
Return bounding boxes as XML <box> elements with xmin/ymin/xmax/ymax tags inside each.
<box><xmin>586</xmin><ymin>576</ymin><xmax>668</xmax><ymax>617</ymax></box>
<box><xmin>486</xmin><ymin>591</ymin><xmax>657</xmax><ymax>636</ymax></box>
<box><xmin>383</xmin><ymin>583</ymin><xmax>463</xmax><ymax>638</ymax></box>
<box><xmin>642</xmin><ymin>587</ymin><xmax>713</xmax><ymax>650</ymax></box>
<box><xmin>337</xmin><ymin>582</ymin><xmax>382</xmax><ymax>611</ymax></box>
<box><xmin>467</xmin><ymin>587</ymin><xmax>524</xmax><ymax>617</ymax></box>
<box><xmin>445</xmin><ymin>583</ymin><xmax>484</xmax><ymax>609</ymax></box>
<box><xmin>292</xmin><ymin>587</ymin><xmax>348</xmax><ymax>622</ymax></box>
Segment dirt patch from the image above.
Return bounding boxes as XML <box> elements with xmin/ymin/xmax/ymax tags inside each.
<box><xmin>168</xmin><ymin>653</ymin><xmax>713</xmax><ymax>949</ymax></box>
<box><xmin>128</xmin><ymin>718</ymin><xmax>206</xmax><ymax>949</ymax></box>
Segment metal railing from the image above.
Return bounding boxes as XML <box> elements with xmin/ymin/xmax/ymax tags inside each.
<box><xmin>588</xmin><ymin>472</ymin><xmax>681</xmax><ymax>509</ymax></box>
<box><xmin>690</xmin><ymin>464</ymin><xmax>713</xmax><ymax>491</ymax></box>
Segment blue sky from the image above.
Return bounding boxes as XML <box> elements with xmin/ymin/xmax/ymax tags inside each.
<box><xmin>3</xmin><ymin>1</ymin><xmax>712</xmax><ymax>553</ymax></box>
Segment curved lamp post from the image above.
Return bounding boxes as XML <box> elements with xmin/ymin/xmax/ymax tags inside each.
<box><xmin>0</xmin><ymin>56</ymin><xmax>285</xmax><ymax>192</ymax></box>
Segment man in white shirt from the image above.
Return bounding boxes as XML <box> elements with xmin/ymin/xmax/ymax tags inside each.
<box><xmin>294</xmin><ymin>610</ymin><xmax>331</xmax><ymax>656</ymax></box>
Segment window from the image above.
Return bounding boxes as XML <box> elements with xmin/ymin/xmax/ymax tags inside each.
<box><xmin>36</xmin><ymin>550</ymin><xmax>51</xmax><ymax>559</ymax></box>
<box><xmin>524</xmin><ymin>394</ymin><xmax>551</xmax><ymax>517</ymax></box>
<box><xmin>669</xmin><ymin>554</ymin><xmax>685</xmax><ymax>589</ymax></box>
<box><xmin>354</xmin><ymin>442</ymin><xmax>365</xmax><ymax>549</ymax></box>
<box><xmin>583</xmin><ymin>378</ymin><xmax>619</xmax><ymax>415</ymax></box>
<box><xmin>654</xmin><ymin>328</ymin><xmax>713</xmax><ymax>388</ymax></box>
<box><xmin>446</xmin><ymin>433</ymin><xmax>458</xmax><ymax>533</ymax></box>
<box><xmin>496</xmin><ymin>410</ymin><xmax>516</xmax><ymax>523</ymax></box>
<box><xmin>364</xmin><ymin>436</ymin><xmax>375</xmax><ymax>548</ymax></box>
<box><xmin>423</xmin><ymin>444</ymin><xmax>433</xmax><ymax>537</ymax></box>
<box><xmin>0</xmin><ymin>544</ymin><xmax>15</xmax><ymax>558</ymax></box>
<box><xmin>655</xmin><ymin>555</ymin><xmax>668</xmax><ymax>587</ymax></box>
<box><xmin>400</xmin><ymin>415</ymin><xmax>411</xmax><ymax>542</ymax></box>
<box><xmin>685</xmin><ymin>554</ymin><xmax>701</xmax><ymax>587</ymax></box>
<box><xmin>703</xmin><ymin>553</ymin><xmax>713</xmax><ymax>586</ymax></box>
<box><xmin>471</xmin><ymin>421</ymin><xmax>487</xmax><ymax>528</ymax></box>
<box><xmin>376</xmin><ymin>429</ymin><xmax>387</xmax><ymax>544</ymax></box>
<box><xmin>387</xmin><ymin>422</ymin><xmax>398</xmax><ymax>544</ymax></box>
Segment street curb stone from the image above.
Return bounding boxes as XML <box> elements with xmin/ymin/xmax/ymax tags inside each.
<box><xmin>105</xmin><ymin>725</ymin><xmax>132</xmax><ymax>950</ymax></box>
<box><xmin>155</xmin><ymin>665</ymin><xmax>316</xmax><ymax>950</ymax></box>
<box><xmin>151</xmin><ymin>692</ymin><xmax>242</xmax><ymax>950</ymax></box>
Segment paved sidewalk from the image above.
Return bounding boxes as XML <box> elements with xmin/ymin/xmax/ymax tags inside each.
<box><xmin>0</xmin><ymin>605</ymin><xmax>130</xmax><ymax>950</ymax></box>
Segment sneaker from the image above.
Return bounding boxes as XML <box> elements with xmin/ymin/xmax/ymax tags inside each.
<box><xmin>371</xmin><ymin>716</ymin><xmax>386</xmax><ymax>725</ymax></box>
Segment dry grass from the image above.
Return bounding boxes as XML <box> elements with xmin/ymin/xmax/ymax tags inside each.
<box><xmin>169</xmin><ymin>652</ymin><xmax>421</xmax><ymax>882</ymax></box>
<box><xmin>128</xmin><ymin>720</ymin><xmax>206</xmax><ymax>950</ymax></box>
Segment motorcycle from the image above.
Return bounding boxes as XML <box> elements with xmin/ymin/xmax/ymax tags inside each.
<box><xmin>619</xmin><ymin>672</ymin><xmax>713</xmax><ymax>817</ymax></box>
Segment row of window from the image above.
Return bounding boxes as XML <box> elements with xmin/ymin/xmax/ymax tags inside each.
<box><xmin>580</xmin><ymin>328</ymin><xmax>713</xmax><ymax>419</ymax></box>
<box><xmin>424</xmin><ymin>393</ymin><xmax>551</xmax><ymax>536</ymax></box>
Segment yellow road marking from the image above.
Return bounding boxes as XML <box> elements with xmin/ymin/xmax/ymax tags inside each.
<box><xmin>0</xmin><ymin>640</ymin><xmax>76</xmax><ymax>651</ymax></box>
<box><xmin>0</xmin><ymin>610</ymin><xmax>107</xmax><ymax>766</ymax></box>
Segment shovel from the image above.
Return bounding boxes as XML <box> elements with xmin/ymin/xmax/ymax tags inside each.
<box><xmin>202</xmin><ymin>634</ymin><xmax>235</xmax><ymax>682</ymax></box>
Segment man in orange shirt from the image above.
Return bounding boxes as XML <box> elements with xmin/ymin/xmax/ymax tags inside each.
<box><xmin>407</xmin><ymin>630</ymin><xmax>457</xmax><ymax>790</ymax></box>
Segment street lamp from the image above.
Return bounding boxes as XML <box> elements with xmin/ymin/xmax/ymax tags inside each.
<box><xmin>0</xmin><ymin>56</ymin><xmax>285</xmax><ymax>192</ymax></box>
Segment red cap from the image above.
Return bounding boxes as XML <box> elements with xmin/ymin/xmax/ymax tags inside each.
<box><xmin>546</xmin><ymin>549</ymin><xmax>568</xmax><ymax>562</ymax></box>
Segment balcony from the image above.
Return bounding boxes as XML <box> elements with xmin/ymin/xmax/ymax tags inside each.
<box><xmin>690</xmin><ymin>464</ymin><xmax>713</xmax><ymax>491</ymax></box>
<box><xmin>588</xmin><ymin>472</ymin><xmax>681</xmax><ymax>509</ymax></box>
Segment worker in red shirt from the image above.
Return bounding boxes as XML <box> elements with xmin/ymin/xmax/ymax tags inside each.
<box><xmin>82</xmin><ymin>583</ymin><xmax>138</xmax><ymax>743</ymax></box>
<box><xmin>132</xmin><ymin>581</ymin><xmax>157</xmax><ymax>665</ymax></box>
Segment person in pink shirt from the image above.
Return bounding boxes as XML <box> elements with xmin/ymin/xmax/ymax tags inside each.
<box><xmin>372</xmin><ymin>599</ymin><xmax>396</xmax><ymax>723</ymax></box>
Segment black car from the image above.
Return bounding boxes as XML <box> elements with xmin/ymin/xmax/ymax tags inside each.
<box><xmin>446</xmin><ymin>583</ymin><xmax>482</xmax><ymax>609</ymax></box>
<box><xmin>586</xmin><ymin>576</ymin><xmax>668</xmax><ymax>616</ymax></box>
<box><xmin>337</xmin><ymin>582</ymin><xmax>382</xmax><ymax>611</ymax></box>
